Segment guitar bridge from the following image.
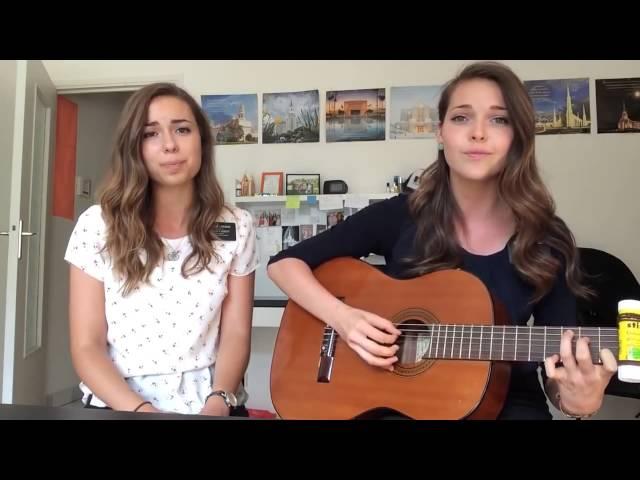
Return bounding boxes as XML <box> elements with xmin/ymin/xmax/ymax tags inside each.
<box><xmin>318</xmin><ymin>326</ymin><xmax>337</xmax><ymax>383</ymax></box>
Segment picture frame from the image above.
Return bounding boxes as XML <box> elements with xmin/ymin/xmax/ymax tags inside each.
<box><xmin>286</xmin><ymin>174</ymin><xmax>320</xmax><ymax>195</ymax></box>
<box><xmin>260</xmin><ymin>172</ymin><xmax>284</xmax><ymax>195</ymax></box>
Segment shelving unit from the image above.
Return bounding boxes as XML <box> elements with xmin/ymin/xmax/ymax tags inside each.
<box><xmin>235</xmin><ymin>192</ymin><xmax>395</xmax><ymax>330</ymax></box>
<box><xmin>234</xmin><ymin>192</ymin><xmax>396</xmax><ymax>204</ymax></box>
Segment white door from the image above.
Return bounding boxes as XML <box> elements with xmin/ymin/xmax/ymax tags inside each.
<box><xmin>1</xmin><ymin>60</ymin><xmax>56</xmax><ymax>405</ymax></box>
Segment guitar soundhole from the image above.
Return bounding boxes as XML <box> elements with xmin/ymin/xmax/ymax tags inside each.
<box><xmin>392</xmin><ymin>308</ymin><xmax>438</xmax><ymax>377</ymax></box>
<box><xmin>393</xmin><ymin>320</ymin><xmax>433</xmax><ymax>376</ymax></box>
<box><xmin>397</xmin><ymin>320</ymin><xmax>431</xmax><ymax>364</ymax></box>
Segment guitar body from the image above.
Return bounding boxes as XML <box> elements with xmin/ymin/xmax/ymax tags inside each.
<box><xmin>270</xmin><ymin>257</ymin><xmax>511</xmax><ymax>420</ymax></box>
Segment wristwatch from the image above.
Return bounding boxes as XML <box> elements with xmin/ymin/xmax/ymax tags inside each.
<box><xmin>207</xmin><ymin>390</ymin><xmax>238</xmax><ymax>408</ymax></box>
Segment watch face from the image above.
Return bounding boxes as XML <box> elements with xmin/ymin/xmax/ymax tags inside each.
<box><xmin>226</xmin><ymin>391</ymin><xmax>238</xmax><ymax>407</ymax></box>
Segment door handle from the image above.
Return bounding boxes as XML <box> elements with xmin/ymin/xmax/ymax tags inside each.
<box><xmin>0</xmin><ymin>220</ymin><xmax>36</xmax><ymax>259</ymax></box>
<box><xmin>17</xmin><ymin>219</ymin><xmax>35</xmax><ymax>259</ymax></box>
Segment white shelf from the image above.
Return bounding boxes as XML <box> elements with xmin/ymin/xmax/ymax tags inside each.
<box><xmin>252</xmin><ymin>306</ymin><xmax>284</xmax><ymax>328</ymax></box>
<box><xmin>234</xmin><ymin>193</ymin><xmax>396</xmax><ymax>203</ymax></box>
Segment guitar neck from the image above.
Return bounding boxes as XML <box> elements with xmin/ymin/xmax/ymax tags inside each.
<box><xmin>412</xmin><ymin>325</ymin><xmax>619</xmax><ymax>364</ymax></box>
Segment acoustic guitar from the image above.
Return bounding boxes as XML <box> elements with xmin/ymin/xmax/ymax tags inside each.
<box><xmin>269</xmin><ymin>257</ymin><xmax>618</xmax><ymax>419</ymax></box>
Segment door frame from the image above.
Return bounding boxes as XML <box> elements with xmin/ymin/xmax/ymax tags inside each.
<box><xmin>34</xmin><ymin>70</ymin><xmax>184</xmax><ymax>406</ymax></box>
<box><xmin>2</xmin><ymin>60</ymin><xmax>57</xmax><ymax>404</ymax></box>
<box><xmin>55</xmin><ymin>74</ymin><xmax>184</xmax><ymax>95</ymax></box>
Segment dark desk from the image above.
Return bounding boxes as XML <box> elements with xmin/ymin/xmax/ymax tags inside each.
<box><xmin>0</xmin><ymin>403</ymin><xmax>244</xmax><ymax>420</ymax></box>
<box><xmin>254</xmin><ymin>297</ymin><xmax>287</xmax><ymax>308</ymax></box>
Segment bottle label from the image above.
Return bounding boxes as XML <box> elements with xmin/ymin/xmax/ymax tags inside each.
<box><xmin>619</xmin><ymin>317</ymin><xmax>640</xmax><ymax>362</ymax></box>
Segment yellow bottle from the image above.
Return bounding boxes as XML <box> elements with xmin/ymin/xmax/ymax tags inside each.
<box><xmin>617</xmin><ymin>300</ymin><xmax>640</xmax><ymax>383</ymax></box>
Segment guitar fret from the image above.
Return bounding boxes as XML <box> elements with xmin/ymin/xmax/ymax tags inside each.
<box><xmin>598</xmin><ymin>328</ymin><xmax>601</xmax><ymax>364</ymax></box>
<box><xmin>459</xmin><ymin>325</ymin><xmax>464</xmax><ymax>359</ymax></box>
<box><xmin>579</xmin><ymin>326</ymin><xmax>582</xmax><ymax>347</ymax></box>
<box><xmin>559</xmin><ymin>326</ymin><xmax>564</xmax><ymax>359</ymax></box>
<box><xmin>501</xmin><ymin>325</ymin><xmax>505</xmax><ymax>361</ymax></box>
<box><xmin>514</xmin><ymin>326</ymin><xmax>518</xmax><ymax>360</ymax></box>
<box><xmin>429</xmin><ymin>327</ymin><xmax>434</xmax><ymax>357</ymax></box>
<box><xmin>479</xmin><ymin>326</ymin><xmax>483</xmax><ymax>359</ymax></box>
<box><xmin>468</xmin><ymin>326</ymin><xmax>473</xmax><ymax>359</ymax></box>
<box><xmin>528</xmin><ymin>326</ymin><xmax>531</xmax><ymax>361</ymax></box>
<box><xmin>489</xmin><ymin>326</ymin><xmax>493</xmax><ymax>360</ymax></box>
<box><xmin>435</xmin><ymin>324</ymin><xmax>440</xmax><ymax>358</ymax></box>
<box><xmin>444</xmin><ymin>325</ymin><xmax>448</xmax><ymax>359</ymax></box>
<box><xmin>450</xmin><ymin>326</ymin><xmax>453</xmax><ymax>358</ymax></box>
<box><xmin>451</xmin><ymin>325</ymin><xmax>455</xmax><ymax>358</ymax></box>
<box><xmin>450</xmin><ymin>325</ymin><xmax>456</xmax><ymax>358</ymax></box>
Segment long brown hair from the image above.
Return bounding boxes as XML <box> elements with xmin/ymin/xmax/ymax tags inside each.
<box><xmin>406</xmin><ymin>61</ymin><xmax>589</xmax><ymax>302</ymax></box>
<box><xmin>99</xmin><ymin>82</ymin><xmax>225</xmax><ymax>296</ymax></box>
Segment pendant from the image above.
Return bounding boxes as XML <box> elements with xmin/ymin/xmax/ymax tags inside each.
<box><xmin>166</xmin><ymin>250</ymin><xmax>180</xmax><ymax>261</ymax></box>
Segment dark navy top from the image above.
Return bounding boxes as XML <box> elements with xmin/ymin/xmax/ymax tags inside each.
<box><xmin>268</xmin><ymin>193</ymin><xmax>576</xmax><ymax>419</ymax></box>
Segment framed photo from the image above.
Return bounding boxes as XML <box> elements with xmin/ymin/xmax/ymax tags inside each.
<box><xmin>260</xmin><ymin>172</ymin><xmax>283</xmax><ymax>195</ymax></box>
<box><xmin>300</xmin><ymin>224</ymin><xmax>314</xmax><ymax>240</ymax></box>
<box><xmin>286</xmin><ymin>174</ymin><xmax>320</xmax><ymax>195</ymax></box>
<box><xmin>327</xmin><ymin>211</ymin><xmax>345</xmax><ymax>227</ymax></box>
<box><xmin>254</xmin><ymin>209</ymin><xmax>281</xmax><ymax>227</ymax></box>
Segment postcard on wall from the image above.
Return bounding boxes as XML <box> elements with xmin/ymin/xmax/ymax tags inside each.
<box><xmin>390</xmin><ymin>85</ymin><xmax>441</xmax><ymax>139</ymax></box>
<box><xmin>256</xmin><ymin>226</ymin><xmax>282</xmax><ymax>264</ymax></box>
<box><xmin>309</xmin><ymin>207</ymin><xmax>327</xmax><ymax>226</ymax></box>
<box><xmin>254</xmin><ymin>208</ymin><xmax>282</xmax><ymax>227</ymax></box>
<box><xmin>318</xmin><ymin>195</ymin><xmax>343</xmax><ymax>211</ymax></box>
<box><xmin>595</xmin><ymin>78</ymin><xmax>640</xmax><ymax>134</ymax></box>
<box><xmin>282</xmin><ymin>226</ymin><xmax>300</xmax><ymax>250</ymax></box>
<box><xmin>262</xmin><ymin>90</ymin><xmax>320</xmax><ymax>143</ymax></box>
<box><xmin>300</xmin><ymin>224</ymin><xmax>314</xmax><ymax>241</ymax></box>
<box><xmin>326</xmin><ymin>210</ymin><xmax>345</xmax><ymax>227</ymax></box>
<box><xmin>326</xmin><ymin>88</ymin><xmax>386</xmax><ymax>142</ymax></box>
<box><xmin>201</xmin><ymin>94</ymin><xmax>259</xmax><ymax>144</ymax></box>
<box><xmin>524</xmin><ymin>78</ymin><xmax>591</xmax><ymax>134</ymax></box>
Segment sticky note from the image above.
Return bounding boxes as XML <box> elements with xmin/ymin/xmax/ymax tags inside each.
<box><xmin>286</xmin><ymin>196</ymin><xmax>301</xmax><ymax>209</ymax></box>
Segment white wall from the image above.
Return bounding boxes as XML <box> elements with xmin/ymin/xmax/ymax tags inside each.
<box><xmin>43</xmin><ymin>60</ymin><xmax>640</xmax><ymax>277</ymax></box>
<box><xmin>43</xmin><ymin>92</ymin><xmax>130</xmax><ymax>402</ymax></box>
<box><xmin>41</xmin><ymin>60</ymin><xmax>640</xmax><ymax>417</ymax></box>
<box><xmin>0</xmin><ymin>60</ymin><xmax>17</xmax><ymax>395</ymax></box>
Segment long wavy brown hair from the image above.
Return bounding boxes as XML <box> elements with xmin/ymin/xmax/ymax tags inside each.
<box><xmin>99</xmin><ymin>83</ymin><xmax>225</xmax><ymax>296</ymax></box>
<box><xmin>405</xmin><ymin>61</ymin><xmax>589</xmax><ymax>302</ymax></box>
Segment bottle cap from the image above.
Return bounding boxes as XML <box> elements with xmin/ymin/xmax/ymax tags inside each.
<box><xmin>618</xmin><ymin>299</ymin><xmax>640</xmax><ymax>314</ymax></box>
<box><xmin>618</xmin><ymin>364</ymin><xmax>640</xmax><ymax>383</ymax></box>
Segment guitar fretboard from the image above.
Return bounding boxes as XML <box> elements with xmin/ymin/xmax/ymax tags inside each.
<box><xmin>398</xmin><ymin>325</ymin><xmax>619</xmax><ymax>364</ymax></box>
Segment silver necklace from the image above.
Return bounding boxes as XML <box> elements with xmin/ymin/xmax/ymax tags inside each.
<box><xmin>163</xmin><ymin>237</ymin><xmax>187</xmax><ymax>262</ymax></box>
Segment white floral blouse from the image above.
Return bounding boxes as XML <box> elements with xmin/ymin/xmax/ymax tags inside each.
<box><xmin>64</xmin><ymin>204</ymin><xmax>259</xmax><ymax>414</ymax></box>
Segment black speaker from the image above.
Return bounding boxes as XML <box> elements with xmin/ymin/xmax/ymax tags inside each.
<box><xmin>323</xmin><ymin>180</ymin><xmax>348</xmax><ymax>194</ymax></box>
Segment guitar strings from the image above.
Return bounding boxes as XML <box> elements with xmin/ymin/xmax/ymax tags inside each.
<box><xmin>322</xmin><ymin>326</ymin><xmax>618</xmax><ymax>335</ymax></box>
<box><xmin>392</xmin><ymin>332</ymin><xmax>618</xmax><ymax>339</ymax></box>
<box><xmin>320</xmin><ymin>332</ymin><xmax>618</xmax><ymax>358</ymax></box>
